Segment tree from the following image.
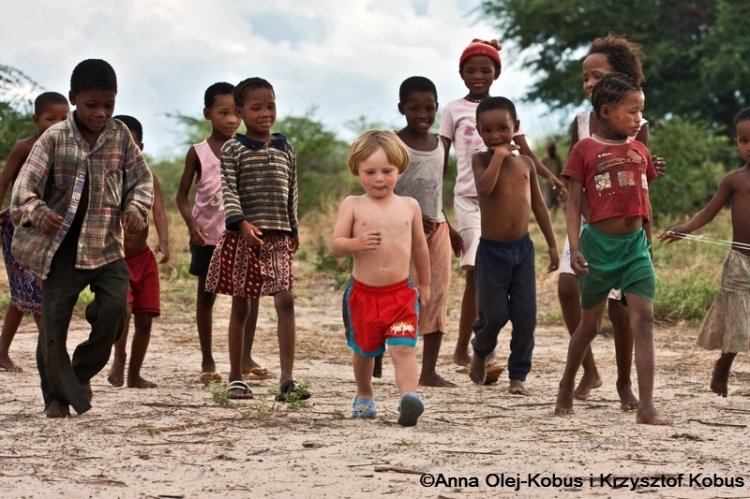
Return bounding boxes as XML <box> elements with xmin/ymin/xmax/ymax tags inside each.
<box><xmin>0</xmin><ymin>64</ymin><xmax>39</xmax><ymax>159</ymax></box>
<box><xmin>479</xmin><ymin>0</ymin><xmax>750</xmax><ymax>133</ymax></box>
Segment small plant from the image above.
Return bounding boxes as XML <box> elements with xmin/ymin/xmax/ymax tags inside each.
<box><xmin>395</xmin><ymin>438</ymin><xmax>416</xmax><ymax>446</ymax></box>
<box><xmin>143</xmin><ymin>424</ymin><xmax>162</xmax><ymax>436</ymax></box>
<box><xmin>209</xmin><ymin>381</ymin><xmax>235</xmax><ymax>408</ymax></box>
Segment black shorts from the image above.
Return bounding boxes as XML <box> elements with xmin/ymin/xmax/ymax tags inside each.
<box><xmin>189</xmin><ymin>244</ymin><xmax>216</xmax><ymax>277</ymax></box>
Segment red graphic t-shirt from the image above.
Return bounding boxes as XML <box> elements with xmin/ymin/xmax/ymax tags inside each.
<box><xmin>562</xmin><ymin>137</ymin><xmax>657</xmax><ymax>223</ymax></box>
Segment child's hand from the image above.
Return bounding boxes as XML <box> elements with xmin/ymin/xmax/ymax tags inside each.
<box><xmin>448</xmin><ymin>226</ymin><xmax>463</xmax><ymax>257</ymax></box>
<box><xmin>188</xmin><ymin>222</ymin><xmax>207</xmax><ymax>246</ymax></box>
<box><xmin>547</xmin><ymin>247</ymin><xmax>560</xmax><ymax>273</ymax></box>
<box><xmin>290</xmin><ymin>234</ymin><xmax>300</xmax><ymax>253</ymax></box>
<box><xmin>122</xmin><ymin>211</ymin><xmax>145</xmax><ymax>235</ymax></box>
<box><xmin>418</xmin><ymin>285</ymin><xmax>431</xmax><ymax>308</ymax></box>
<box><xmin>154</xmin><ymin>241</ymin><xmax>170</xmax><ymax>263</ymax></box>
<box><xmin>658</xmin><ymin>226</ymin><xmax>688</xmax><ymax>244</ymax></box>
<box><xmin>40</xmin><ymin>210</ymin><xmax>64</xmax><ymax>235</ymax></box>
<box><xmin>239</xmin><ymin>221</ymin><xmax>264</xmax><ymax>246</ymax></box>
<box><xmin>571</xmin><ymin>250</ymin><xmax>588</xmax><ymax>275</ymax></box>
<box><xmin>357</xmin><ymin>231</ymin><xmax>381</xmax><ymax>251</ymax></box>
<box><xmin>421</xmin><ymin>216</ymin><xmax>436</xmax><ymax>236</ymax></box>
<box><xmin>490</xmin><ymin>143</ymin><xmax>518</xmax><ymax>159</ymax></box>
<box><xmin>550</xmin><ymin>177</ymin><xmax>568</xmax><ymax>202</ymax></box>
<box><xmin>653</xmin><ymin>156</ymin><xmax>667</xmax><ymax>178</ymax></box>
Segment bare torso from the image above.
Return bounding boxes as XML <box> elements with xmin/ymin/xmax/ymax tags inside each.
<box><xmin>348</xmin><ymin>194</ymin><xmax>415</xmax><ymax>286</ymax></box>
<box><xmin>729</xmin><ymin>167</ymin><xmax>750</xmax><ymax>256</ymax></box>
<box><xmin>476</xmin><ymin>152</ymin><xmax>533</xmax><ymax>241</ymax></box>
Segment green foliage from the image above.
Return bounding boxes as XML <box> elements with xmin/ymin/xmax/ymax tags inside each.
<box><xmin>648</xmin><ymin>117</ymin><xmax>733</xmax><ymax>220</ymax></box>
<box><xmin>0</xmin><ymin>102</ymin><xmax>34</xmax><ymax>160</ymax></box>
<box><xmin>209</xmin><ymin>381</ymin><xmax>235</xmax><ymax>408</ymax></box>
<box><xmin>149</xmin><ymin>155</ymin><xmax>184</xmax><ymax>211</ymax></box>
<box><xmin>0</xmin><ymin>65</ymin><xmax>39</xmax><ymax>160</ymax></box>
<box><xmin>479</xmin><ymin>0</ymin><xmax>749</xmax><ymax>134</ymax></box>
<box><xmin>654</xmin><ymin>273</ymin><xmax>718</xmax><ymax>324</ymax></box>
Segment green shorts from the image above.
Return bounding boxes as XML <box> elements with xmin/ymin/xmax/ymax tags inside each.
<box><xmin>579</xmin><ymin>225</ymin><xmax>655</xmax><ymax>309</ymax></box>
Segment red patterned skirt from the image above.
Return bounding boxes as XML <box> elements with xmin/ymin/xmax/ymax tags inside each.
<box><xmin>205</xmin><ymin>231</ymin><xmax>293</xmax><ymax>298</ymax></box>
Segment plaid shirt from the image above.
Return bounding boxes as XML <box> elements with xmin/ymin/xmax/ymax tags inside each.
<box><xmin>10</xmin><ymin>112</ymin><xmax>152</xmax><ymax>279</ymax></box>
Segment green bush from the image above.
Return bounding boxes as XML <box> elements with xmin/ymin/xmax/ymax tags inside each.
<box><xmin>654</xmin><ymin>273</ymin><xmax>718</xmax><ymax>323</ymax></box>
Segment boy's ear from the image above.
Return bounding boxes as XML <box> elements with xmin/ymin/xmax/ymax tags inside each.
<box><xmin>68</xmin><ymin>91</ymin><xmax>77</xmax><ymax>106</ymax></box>
<box><xmin>202</xmin><ymin>107</ymin><xmax>210</xmax><ymax>120</ymax></box>
<box><xmin>513</xmin><ymin>119</ymin><xmax>520</xmax><ymax>132</ymax></box>
<box><xmin>397</xmin><ymin>102</ymin><xmax>405</xmax><ymax>115</ymax></box>
<box><xmin>598</xmin><ymin>104</ymin><xmax>610</xmax><ymax>120</ymax></box>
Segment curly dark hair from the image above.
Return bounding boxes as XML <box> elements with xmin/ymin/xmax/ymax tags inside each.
<box><xmin>34</xmin><ymin>92</ymin><xmax>68</xmax><ymax>115</ymax></box>
<box><xmin>588</xmin><ymin>34</ymin><xmax>645</xmax><ymax>86</ymax></box>
<box><xmin>70</xmin><ymin>59</ymin><xmax>117</xmax><ymax>94</ymax></box>
<box><xmin>591</xmin><ymin>73</ymin><xmax>642</xmax><ymax>115</ymax></box>
<box><xmin>234</xmin><ymin>77</ymin><xmax>274</xmax><ymax>107</ymax></box>
<box><xmin>204</xmin><ymin>82</ymin><xmax>235</xmax><ymax>108</ymax></box>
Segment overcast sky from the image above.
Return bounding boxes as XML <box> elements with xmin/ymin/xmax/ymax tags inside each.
<box><xmin>1</xmin><ymin>0</ymin><xmax>563</xmax><ymax>159</ymax></box>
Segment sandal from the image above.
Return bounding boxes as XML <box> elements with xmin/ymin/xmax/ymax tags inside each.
<box><xmin>275</xmin><ymin>379</ymin><xmax>311</xmax><ymax>402</ymax></box>
<box><xmin>352</xmin><ymin>397</ymin><xmax>377</xmax><ymax>419</ymax></box>
<box><xmin>227</xmin><ymin>380</ymin><xmax>254</xmax><ymax>399</ymax></box>
<box><xmin>397</xmin><ymin>392</ymin><xmax>424</xmax><ymax>427</ymax></box>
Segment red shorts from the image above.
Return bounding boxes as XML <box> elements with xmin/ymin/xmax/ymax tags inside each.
<box><xmin>343</xmin><ymin>278</ymin><xmax>419</xmax><ymax>358</ymax></box>
<box><xmin>126</xmin><ymin>248</ymin><xmax>160</xmax><ymax>316</ymax></box>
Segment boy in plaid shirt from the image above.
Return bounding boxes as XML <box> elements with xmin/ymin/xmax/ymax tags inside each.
<box><xmin>11</xmin><ymin>59</ymin><xmax>153</xmax><ymax>417</ymax></box>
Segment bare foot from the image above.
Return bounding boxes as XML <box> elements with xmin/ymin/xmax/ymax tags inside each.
<box><xmin>0</xmin><ymin>353</ymin><xmax>22</xmax><ymax>372</ymax></box>
<box><xmin>554</xmin><ymin>385</ymin><xmax>574</xmax><ymax>415</ymax></box>
<box><xmin>710</xmin><ymin>356</ymin><xmax>733</xmax><ymax>397</ymax></box>
<box><xmin>468</xmin><ymin>355</ymin><xmax>488</xmax><ymax>384</ymax></box>
<box><xmin>128</xmin><ymin>376</ymin><xmax>157</xmax><ymax>389</ymax></box>
<box><xmin>201</xmin><ymin>359</ymin><xmax>217</xmax><ymax>374</ymax></box>
<box><xmin>453</xmin><ymin>348</ymin><xmax>472</xmax><ymax>368</ymax></box>
<box><xmin>636</xmin><ymin>407</ymin><xmax>672</xmax><ymax>425</ymax></box>
<box><xmin>508</xmin><ymin>379</ymin><xmax>529</xmax><ymax>396</ymax></box>
<box><xmin>617</xmin><ymin>381</ymin><xmax>639</xmax><ymax>410</ymax></box>
<box><xmin>419</xmin><ymin>372</ymin><xmax>457</xmax><ymax>387</ymax></box>
<box><xmin>573</xmin><ymin>373</ymin><xmax>602</xmax><ymax>400</ymax></box>
<box><xmin>45</xmin><ymin>400</ymin><xmax>71</xmax><ymax>418</ymax></box>
<box><xmin>107</xmin><ymin>356</ymin><xmax>125</xmax><ymax>387</ymax></box>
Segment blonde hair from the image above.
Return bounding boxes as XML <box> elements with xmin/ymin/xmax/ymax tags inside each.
<box><xmin>347</xmin><ymin>130</ymin><xmax>410</xmax><ymax>176</ymax></box>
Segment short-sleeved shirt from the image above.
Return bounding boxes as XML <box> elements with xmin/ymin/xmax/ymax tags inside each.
<box><xmin>562</xmin><ymin>136</ymin><xmax>657</xmax><ymax>223</ymax></box>
<box><xmin>220</xmin><ymin>133</ymin><xmax>298</xmax><ymax>235</ymax></box>
<box><xmin>394</xmin><ymin>139</ymin><xmax>446</xmax><ymax>223</ymax></box>
<box><xmin>439</xmin><ymin>98</ymin><xmax>525</xmax><ymax>198</ymax></box>
<box><xmin>10</xmin><ymin>112</ymin><xmax>153</xmax><ymax>279</ymax></box>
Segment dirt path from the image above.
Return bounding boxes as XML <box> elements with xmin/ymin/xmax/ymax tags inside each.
<box><xmin>0</xmin><ymin>271</ymin><xmax>749</xmax><ymax>498</ymax></box>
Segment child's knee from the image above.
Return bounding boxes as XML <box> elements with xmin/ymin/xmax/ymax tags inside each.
<box><xmin>274</xmin><ymin>290</ymin><xmax>294</xmax><ymax>313</ymax></box>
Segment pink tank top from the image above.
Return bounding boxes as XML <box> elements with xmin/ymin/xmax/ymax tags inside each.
<box><xmin>191</xmin><ymin>140</ymin><xmax>225</xmax><ymax>246</ymax></box>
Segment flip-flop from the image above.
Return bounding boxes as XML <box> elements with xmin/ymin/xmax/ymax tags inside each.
<box><xmin>275</xmin><ymin>379</ymin><xmax>311</xmax><ymax>402</ymax></box>
<box><xmin>483</xmin><ymin>364</ymin><xmax>504</xmax><ymax>385</ymax></box>
<box><xmin>197</xmin><ymin>371</ymin><xmax>222</xmax><ymax>385</ymax></box>
<box><xmin>243</xmin><ymin>366</ymin><xmax>273</xmax><ymax>381</ymax></box>
<box><xmin>227</xmin><ymin>380</ymin><xmax>254</xmax><ymax>399</ymax></box>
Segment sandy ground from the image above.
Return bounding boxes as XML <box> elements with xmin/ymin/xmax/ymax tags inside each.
<box><xmin>1</xmin><ymin>268</ymin><xmax>749</xmax><ymax>499</ymax></box>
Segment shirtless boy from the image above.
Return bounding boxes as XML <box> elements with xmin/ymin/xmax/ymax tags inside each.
<box><xmin>468</xmin><ymin>97</ymin><xmax>558</xmax><ymax>396</ymax></box>
<box><xmin>332</xmin><ymin>130</ymin><xmax>431</xmax><ymax>426</ymax></box>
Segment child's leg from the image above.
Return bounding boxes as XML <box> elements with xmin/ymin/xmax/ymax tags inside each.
<box><xmin>71</xmin><ymin>261</ymin><xmax>129</xmax><ymax>389</ymax></box>
<box><xmin>127</xmin><ymin>313</ymin><xmax>156</xmax><ymax>388</ymax></box>
<box><xmin>241</xmin><ymin>297</ymin><xmax>262</xmax><ymax>373</ymax></box>
<box><xmin>389</xmin><ymin>345</ymin><xmax>418</xmax><ymax>396</ymax></box>
<box><xmin>507</xmin><ymin>240</ymin><xmax>536</xmax><ymax>396</ymax></box>
<box><xmin>559</xmin><ymin>273</ymin><xmax>601</xmax><ymax>399</ymax></box>
<box><xmin>107</xmin><ymin>311</ymin><xmax>131</xmax><ymax>386</ymax></box>
<box><xmin>711</xmin><ymin>352</ymin><xmax>738</xmax><ymax>397</ymax></box>
<box><xmin>453</xmin><ymin>268</ymin><xmax>475</xmax><ymax>366</ymax></box>
<box><xmin>0</xmin><ymin>306</ymin><xmax>24</xmax><ymax>371</ymax></box>
<box><xmin>419</xmin><ymin>332</ymin><xmax>455</xmax><ymax>387</ymax></box>
<box><xmin>625</xmin><ymin>293</ymin><xmax>671</xmax><ymax>425</ymax></box>
<box><xmin>227</xmin><ymin>296</ymin><xmax>251</xmax><ymax>383</ymax></box>
<box><xmin>353</xmin><ymin>352</ymin><xmax>375</xmax><ymax>398</ymax></box>
<box><xmin>555</xmin><ymin>302</ymin><xmax>606</xmax><ymax>415</ymax></box>
<box><xmin>274</xmin><ymin>290</ymin><xmax>296</xmax><ymax>388</ymax></box>
<box><xmin>195</xmin><ymin>274</ymin><xmax>217</xmax><ymax>373</ymax></box>
<box><xmin>609</xmin><ymin>298</ymin><xmax>638</xmax><ymax>409</ymax></box>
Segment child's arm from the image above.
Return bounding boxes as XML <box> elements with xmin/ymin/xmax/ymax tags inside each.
<box><xmin>9</xmin><ymin>135</ymin><xmax>63</xmax><ymax>233</ymax></box>
<box><xmin>121</xmin><ymin>141</ymin><xmax>153</xmax><ymax>235</ymax></box>
<box><xmin>514</xmin><ymin>134</ymin><xmax>568</xmax><ymax>201</ymax></box>
<box><xmin>528</xmin><ymin>159</ymin><xmax>559</xmax><ymax>272</ymax></box>
<box><xmin>0</xmin><ymin>140</ymin><xmax>33</xmax><ymax>211</ymax></box>
<box><xmin>220</xmin><ymin>145</ymin><xmax>263</xmax><ymax>246</ymax></box>
<box><xmin>566</xmin><ymin>180</ymin><xmax>587</xmax><ymax>275</ymax></box>
<box><xmin>175</xmin><ymin>146</ymin><xmax>207</xmax><ymax>246</ymax></box>
<box><xmin>332</xmin><ymin>197</ymin><xmax>380</xmax><ymax>254</ymax></box>
<box><xmin>287</xmin><ymin>145</ymin><xmax>300</xmax><ymax>252</ymax></box>
<box><xmin>151</xmin><ymin>175</ymin><xmax>170</xmax><ymax>263</ymax></box>
<box><xmin>472</xmin><ymin>146</ymin><xmax>513</xmax><ymax>196</ymax></box>
<box><xmin>659</xmin><ymin>171</ymin><xmax>733</xmax><ymax>243</ymax></box>
<box><xmin>410</xmin><ymin>199</ymin><xmax>431</xmax><ymax>307</ymax></box>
